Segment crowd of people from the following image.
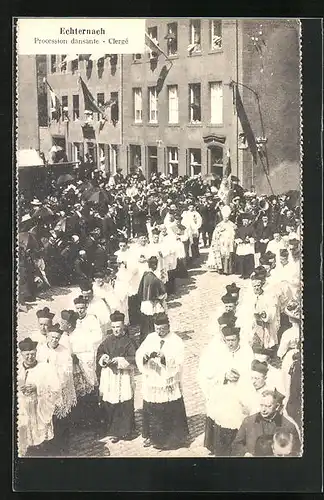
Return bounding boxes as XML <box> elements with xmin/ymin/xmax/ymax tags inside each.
<box><xmin>17</xmin><ymin>163</ymin><xmax>302</xmax><ymax>457</ymax></box>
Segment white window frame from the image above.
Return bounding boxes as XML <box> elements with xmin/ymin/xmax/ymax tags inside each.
<box><xmin>189</xmin><ymin>83</ymin><xmax>201</xmax><ymax>123</ymax></box>
<box><xmin>210</xmin><ymin>81</ymin><xmax>223</xmax><ymax>125</ymax></box>
<box><xmin>167</xmin><ymin>22</ymin><xmax>178</xmax><ymax>56</ymax></box>
<box><xmin>168</xmin><ymin>85</ymin><xmax>179</xmax><ymax>124</ymax></box>
<box><xmin>133</xmin><ymin>88</ymin><xmax>143</xmax><ymax>123</ymax></box>
<box><xmin>73</xmin><ymin>142</ymin><xmax>81</xmax><ymax>162</ymax></box>
<box><xmin>210</xmin><ymin>20</ymin><xmax>222</xmax><ymax>50</ymax></box>
<box><xmin>167</xmin><ymin>147</ymin><xmax>179</xmax><ymax>176</ymax></box>
<box><xmin>110</xmin><ymin>145</ymin><xmax>118</xmax><ymax>174</ymax></box>
<box><xmin>189</xmin><ymin>19</ymin><xmax>201</xmax><ymax>53</ymax></box>
<box><xmin>148</xmin><ymin>86</ymin><xmax>158</xmax><ymax>123</ymax></box>
<box><xmin>189</xmin><ymin>148</ymin><xmax>202</xmax><ymax>177</ymax></box>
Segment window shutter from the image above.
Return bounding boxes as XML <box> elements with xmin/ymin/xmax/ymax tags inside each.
<box><xmin>67</xmin><ymin>142</ymin><xmax>72</xmax><ymax>162</ymax></box>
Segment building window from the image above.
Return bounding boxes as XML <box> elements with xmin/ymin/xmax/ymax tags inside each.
<box><xmin>167</xmin><ymin>147</ymin><xmax>179</xmax><ymax>177</ymax></box>
<box><xmin>98</xmin><ymin>143</ymin><xmax>106</xmax><ymax>171</ymax></box>
<box><xmin>50</xmin><ymin>55</ymin><xmax>56</xmax><ymax>73</ymax></box>
<box><xmin>61</xmin><ymin>55</ymin><xmax>67</xmax><ymax>72</ymax></box>
<box><xmin>133</xmin><ymin>53</ymin><xmax>142</xmax><ymax>62</ymax></box>
<box><xmin>133</xmin><ymin>88</ymin><xmax>143</xmax><ymax>123</ymax></box>
<box><xmin>210</xmin><ymin>145</ymin><xmax>224</xmax><ymax>177</ymax></box>
<box><xmin>189</xmin><ymin>148</ymin><xmax>201</xmax><ymax>176</ymax></box>
<box><xmin>97</xmin><ymin>93</ymin><xmax>105</xmax><ymax>120</ymax></box>
<box><xmin>210</xmin><ymin>81</ymin><xmax>223</xmax><ymax>124</ymax></box>
<box><xmin>36</xmin><ymin>55</ymin><xmax>48</xmax><ymax>127</ymax></box>
<box><xmin>188</xmin><ymin>19</ymin><xmax>201</xmax><ymax>54</ymax></box>
<box><xmin>147</xmin><ymin>26</ymin><xmax>159</xmax><ymax>60</ymax></box>
<box><xmin>86</xmin><ymin>142</ymin><xmax>97</xmax><ymax>165</ymax></box>
<box><xmin>110</xmin><ymin>145</ymin><xmax>119</xmax><ymax>174</ymax></box>
<box><xmin>148</xmin><ymin>146</ymin><xmax>158</xmax><ymax>176</ymax></box>
<box><xmin>62</xmin><ymin>95</ymin><xmax>69</xmax><ymax>121</ymax></box>
<box><xmin>210</xmin><ymin>20</ymin><xmax>222</xmax><ymax>50</ymax></box>
<box><xmin>110</xmin><ymin>92</ymin><xmax>119</xmax><ymax>124</ymax></box>
<box><xmin>166</xmin><ymin>22</ymin><xmax>178</xmax><ymax>56</ymax></box>
<box><xmin>72</xmin><ymin>95</ymin><xmax>79</xmax><ymax>121</ymax></box>
<box><xmin>130</xmin><ymin>145</ymin><xmax>142</xmax><ymax>170</ymax></box>
<box><xmin>189</xmin><ymin>83</ymin><xmax>201</xmax><ymax>123</ymax></box>
<box><xmin>73</xmin><ymin>142</ymin><xmax>82</xmax><ymax>162</ymax></box>
<box><xmin>71</xmin><ymin>57</ymin><xmax>79</xmax><ymax>73</ymax></box>
<box><xmin>168</xmin><ymin>85</ymin><xmax>179</xmax><ymax>124</ymax></box>
<box><xmin>148</xmin><ymin>86</ymin><xmax>158</xmax><ymax>123</ymax></box>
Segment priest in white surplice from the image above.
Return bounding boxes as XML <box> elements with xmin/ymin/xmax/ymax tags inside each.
<box><xmin>136</xmin><ymin>313</ymin><xmax>189</xmax><ymax>450</ymax></box>
<box><xmin>18</xmin><ymin>337</ymin><xmax>60</xmax><ymax>457</ymax></box>
<box><xmin>198</xmin><ymin>325</ymin><xmax>253</xmax><ymax>456</ymax></box>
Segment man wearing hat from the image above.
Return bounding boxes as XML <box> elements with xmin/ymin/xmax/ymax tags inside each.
<box><xmin>231</xmin><ymin>390</ymin><xmax>300</xmax><ymax>457</ymax></box>
<box><xmin>30</xmin><ymin>307</ymin><xmax>55</xmax><ymax>344</ymax></box>
<box><xmin>78</xmin><ymin>280</ymin><xmax>111</xmax><ymax>336</ymax></box>
<box><xmin>137</xmin><ymin>256</ymin><xmax>167</xmax><ymax>343</ymax></box>
<box><xmin>240</xmin><ymin>360</ymin><xmax>272</xmax><ymax>416</ymax></box>
<box><xmin>96</xmin><ymin>311</ymin><xmax>137</xmax><ymax>443</ymax></box>
<box><xmin>254</xmin><ymin>214</ymin><xmax>274</xmax><ymax>267</ymax></box>
<box><xmin>17</xmin><ymin>337</ymin><xmax>60</xmax><ymax>456</ymax></box>
<box><xmin>136</xmin><ymin>313</ymin><xmax>189</xmax><ymax>450</ymax></box>
<box><xmin>234</xmin><ymin>213</ymin><xmax>256</xmax><ymax>279</ymax></box>
<box><xmin>70</xmin><ymin>295</ymin><xmax>103</xmax><ymax>427</ymax></box>
<box><xmin>198</xmin><ymin>325</ymin><xmax>253</xmax><ymax>456</ymax></box>
<box><xmin>209</xmin><ymin>311</ymin><xmax>237</xmax><ymax>340</ymax></box>
<box><xmin>207</xmin><ymin>205</ymin><xmax>236</xmax><ymax>274</ymax></box>
<box><xmin>266</xmin><ymin>230</ymin><xmax>285</xmax><ymax>264</ymax></box>
<box><xmin>36</xmin><ymin>324</ymin><xmax>77</xmax><ymax>453</ymax></box>
<box><xmin>181</xmin><ymin>203</ymin><xmax>202</xmax><ymax>260</ymax></box>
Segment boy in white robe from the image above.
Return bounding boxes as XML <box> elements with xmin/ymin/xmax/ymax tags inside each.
<box><xmin>79</xmin><ymin>280</ymin><xmax>111</xmax><ymax>336</ymax></box>
<box><xmin>198</xmin><ymin>326</ymin><xmax>253</xmax><ymax>456</ymax></box>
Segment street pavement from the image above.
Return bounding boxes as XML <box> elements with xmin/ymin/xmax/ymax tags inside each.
<box><xmin>17</xmin><ymin>249</ymin><xmax>246</xmax><ymax>458</ymax></box>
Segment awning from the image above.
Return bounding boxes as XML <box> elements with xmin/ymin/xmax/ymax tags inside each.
<box><xmin>17</xmin><ymin>149</ymin><xmax>45</xmax><ymax>168</ymax></box>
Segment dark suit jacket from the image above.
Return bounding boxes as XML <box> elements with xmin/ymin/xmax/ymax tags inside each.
<box><xmin>231</xmin><ymin>412</ymin><xmax>301</xmax><ymax>456</ymax></box>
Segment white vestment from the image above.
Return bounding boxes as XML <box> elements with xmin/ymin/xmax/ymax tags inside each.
<box><xmin>136</xmin><ymin>331</ymin><xmax>184</xmax><ymax>403</ymax></box>
<box><xmin>36</xmin><ymin>343</ymin><xmax>77</xmax><ymax>418</ymax></box>
<box><xmin>198</xmin><ymin>339</ymin><xmax>254</xmax><ymax>429</ymax></box>
<box><xmin>17</xmin><ymin>361</ymin><xmax>60</xmax><ymax>456</ymax></box>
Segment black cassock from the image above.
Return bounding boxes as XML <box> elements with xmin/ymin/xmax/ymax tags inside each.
<box><xmin>96</xmin><ymin>333</ymin><xmax>137</xmax><ymax>438</ymax></box>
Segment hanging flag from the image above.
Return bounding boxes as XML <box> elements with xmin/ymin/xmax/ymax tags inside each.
<box><xmin>145</xmin><ymin>32</ymin><xmax>168</xmax><ymax>59</ymax></box>
<box><xmin>234</xmin><ymin>84</ymin><xmax>258</xmax><ymax>163</ymax></box>
<box><xmin>43</xmin><ymin>78</ymin><xmax>61</xmax><ymax>121</ymax></box>
<box><xmin>79</xmin><ymin>76</ymin><xmax>106</xmax><ymax>117</ymax></box>
<box><xmin>156</xmin><ymin>64</ymin><xmax>170</xmax><ymax>95</ymax></box>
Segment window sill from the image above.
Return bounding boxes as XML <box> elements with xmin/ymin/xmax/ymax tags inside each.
<box><xmin>209</xmin><ymin>48</ymin><xmax>223</xmax><ymax>55</ymax></box>
<box><xmin>132</xmin><ymin>60</ymin><xmax>142</xmax><ymax>64</ymax></box>
<box><xmin>168</xmin><ymin>123</ymin><xmax>180</xmax><ymax>127</ymax></box>
<box><xmin>147</xmin><ymin>123</ymin><xmax>159</xmax><ymax>127</ymax></box>
<box><xmin>188</xmin><ymin>123</ymin><xmax>203</xmax><ymax>127</ymax></box>
<box><xmin>167</xmin><ymin>54</ymin><xmax>179</xmax><ymax>60</ymax></box>
<box><xmin>132</xmin><ymin>122</ymin><xmax>144</xmax><ymax>126</ymax></box>
<box><xmin>187</xmin><ymin>52</ymin><xmax>202</xmax><ymax>57</ymax></box>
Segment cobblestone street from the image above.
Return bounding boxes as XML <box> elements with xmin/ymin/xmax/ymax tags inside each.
<box><xmin>17</xmin><ymin>249</ymin><xmax>246</xmax><ymax>458</ymax></box>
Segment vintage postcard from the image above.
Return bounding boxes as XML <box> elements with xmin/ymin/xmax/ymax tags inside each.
<box><xmin>15</xmin><ymin>17</ymin><xmax>302</xmax><ymax>460</ymax></box>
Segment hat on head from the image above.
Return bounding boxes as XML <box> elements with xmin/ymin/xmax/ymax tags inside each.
<box><xmin>36</xmin><ymin>307</ymin><xmax>55</xmax><ymax>320</ymax></box>
<box><xmin>279</xmin><ymin>249</ymin><xmax>289</xmax><ymax>257</ymax></box>
<box><xmin>222</xmin><ymin>325</ymin><xmax>240</xmax><ymax>337</ymax></box>
<box><xmin>221</xmin><ymin>293</ymin><xmax>236</xmax><ymax>304</ymax></box>
<box><xmin>220</xmin><ymin>205</ymin><xmax>231</xmax><ymax>219</ymax></box>
<box><xmin>61</xmin><ymin>309</ymin><xmax>77</xmax><ymax>323</ymax></box>
<box><xmin>93</xmin><ymin>271</ymin><xmax>105</xmax><ymax>279</ymax></box>
<box><xmin>217</xmin><ymin>312</ymin><xmax>237</xmax><ymax>326</ymax></box>
<box><xmin>73</xmin><ymin>295</ymin><xmax>87</xmax><ymax>305</ymax></box>
<box><xmin>252</xmin><ymin>345</ymin><xmax>273</xmax><ymax>357</ymax></box>
<box><xmin>288</xmin><ymin>238</ymin><xmax>299</xmax><ymax>247</ymax></box>
<box><xmin>251</xmin><ymin>359</ymin><xmax>269</xmax><ymax>375</ymax></box>
<box><xmin>151</xmin><ymin>228</ymin><xmax>160</xmax><ymax>235</ymax></box>
<box><xmin>110</xmin><ymin>310</ymin><xmax>125</xmax><ymax>322</ymax></box>
<box><xmin>251</xmin><ymin>266</ymin><xmax>267</xmax><ymax>281</ymax></box>
<box><xmin>48</xmin><ymin>322</ymin><xmax>63</xmax><ymax>334</ymax></box>
<box><xmin>79</xmin><ymin>280</ymin><xmax>93</xmax><ymax>292</ymax></box>
<box><xmin>30</xmin><ymin>198</ymin><xmax>42</xmax><ymax>206</ymax></box>
<box><xmin>19</xmin><ymin>337</ymin><xmax>38</xmax><ymax>351</ymax></box>
<box><xmin>226</xmin><ymin>283</ymin><xmax>240</xmax><ymax>298</ymax></box>
<box><xmin>231</xmin><ymin>176</ymin><xmax>239</xmax><ymax>183</ymax></box>
<box><xmin>153</xmin><ymin>312</ymin><xmax>169</xmax><ymax>325</ymax></box>
<box><xmin>285</xmin><ymin>299</ymin><xmax>300</xmax><ymax>320</ymax></box>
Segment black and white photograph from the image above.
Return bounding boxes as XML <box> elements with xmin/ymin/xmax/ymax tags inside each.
<box><xmin>15</xmin><ymin>18</ymin><xmax>302</xmax><ymax>460</ymax></box>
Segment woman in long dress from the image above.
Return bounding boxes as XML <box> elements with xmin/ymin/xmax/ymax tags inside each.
<box><xmin>207</xmin><ymin>205</ymin><xmax>236</xmax><ymax>275</ymax></box>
